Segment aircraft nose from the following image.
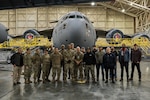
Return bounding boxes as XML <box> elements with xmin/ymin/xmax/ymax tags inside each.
<box><xmin>69</xmin><ymin>20</ymin><xmax>85</xmax><ymax>46</ymax></box>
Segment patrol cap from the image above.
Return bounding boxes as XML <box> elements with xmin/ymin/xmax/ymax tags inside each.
<box><xmin>61</xmin><ymin>44</ymin><xmax>65</xmax><ymax>47</ymax></box>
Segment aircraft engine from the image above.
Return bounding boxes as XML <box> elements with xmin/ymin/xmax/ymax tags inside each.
<box><xmin>132</xmin><ymin>34</ymin><xmax>150</xmax><ymax>43</ymax></box>
<box><xmin>132</xmin><ymin>34</ymin><xmax>149</xmax><ymax>40</ymax></box>
<box><xmin>0</xmin><ymin>23</ymin><xmax>9</xmax><ymax>43</ymax></box>
<box><xmin>106</xmin><ymin>29</ymin><xmax>124</xmax><ymax>44</ymax></box>
<box><xmin>23</xmin><ymin>29</ymin><xmax>40</xmax><ymax>40</ymax></box>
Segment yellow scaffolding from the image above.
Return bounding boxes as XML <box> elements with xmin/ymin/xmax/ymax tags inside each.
<box><xmin>0</xmin><ymin>37</ymin><xmax>150</xmax><ymax>55</ymax></box>
<box><xmin>96</xmin><ymin>37</ymin><xmax>150</xmax><ymax>56</ymax></box>
<box><xmin>0</xmin><ymin>37</ymin><xmax>52</xmax><ymax>49</ymax></box>
<box><xmin>95</xmin><ymin>37</ymin><xmax>150</xmax><ymax>47</ymax></box>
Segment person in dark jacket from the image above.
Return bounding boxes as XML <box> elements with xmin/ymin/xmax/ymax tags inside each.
<box><xmin>11</xmin><ymin>48</ymin><xmax>24</xmax><ymax>85</ymax></box>
<box><xmin>129</xmin><ymin>44</ymin><xmax>142</xmax><ymax>81</ymax></box>
<box><xmin>103</xmin><ymin>47</ymin><xmax>116</xmax><ymax>83</ymax></box>
<box><xmin>83</xmin><ymin>47</ymin><xmax>96</xmax><ymax>83</ymax></box>
<box><xmin>118</xmin><ymin>44</ymin><xmax>130</xmax><ymax>82</ymax></box>
<box><xmin>110</xmin><ymin>47</ymin><xmax>118</xmax><ymax>81</ymax></box>
<box><xmin>92</xmin><ymin>45</ymin><xmax>97</xmax><ymax>54</ymax></box>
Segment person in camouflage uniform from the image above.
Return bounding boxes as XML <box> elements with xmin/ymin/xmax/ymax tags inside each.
<box><xmin>59</xmin><ymin>44</ymin><xmax>66</xmax><ymax>72</ymax></box>
<box><xmin>63</xmin><ymin>44</ymin><xmax>75</xmax><ymax>82</ymax></box>
<box><xmin>24</xmin><ymin>48</ymin><xmax>33</xmax><ymax>84</ymax></box>
<box><xmin>51</xmin><ymin>48</ymin><xmax>62</xmax><ymax>82</ymax></box>
<box><xmin>42</xmin><ymin>50</ymin><xmax>51</xmax><ymax>83</ymax></box>
<box><xmin>32</xmin><ymin>48</ymin><xmax>42</xmax><ymax>83</ymax></box>
<box><xmin>47</xmin><ymin>45</ymin><xmax>54</xmax><ymax>81</ymax></box>
<box><xmin>74</xmin><ymin>46</ymin><xmax>84</xmax><ymax>80</ymax></box>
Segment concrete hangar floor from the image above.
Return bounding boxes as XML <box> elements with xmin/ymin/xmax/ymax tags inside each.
<box><xmin>0</xmin><ymin>60</ymin><xmax>150</xmax><ymax>100</ymax></box>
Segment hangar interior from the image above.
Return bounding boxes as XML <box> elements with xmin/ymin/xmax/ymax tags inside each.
<box><xmin>0</xmin><ymin>0</ymin><xmax>150</xmax><ymax>100</ymax></box>
<box><xmin>0</xmin><ymin>0</ymin><xmax>149</xmax><ymax>36</ymax></box>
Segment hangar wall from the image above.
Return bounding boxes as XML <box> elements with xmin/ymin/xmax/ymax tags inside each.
<box><xmin>0</xmin><ymin>6</ymin><xmax>134</xmax><ymax>36</ymax></box>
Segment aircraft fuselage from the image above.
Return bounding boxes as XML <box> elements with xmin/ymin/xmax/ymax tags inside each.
<box><xmin>52</xmin><ymin>11</ymin><xmax>96</xmax><ymax>48</ymax></box>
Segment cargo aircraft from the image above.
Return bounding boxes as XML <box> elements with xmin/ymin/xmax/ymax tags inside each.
<box><xmin>0</xmin><ymin>11</ymin><xmax>149</xmax><ymax>48</ymax></box>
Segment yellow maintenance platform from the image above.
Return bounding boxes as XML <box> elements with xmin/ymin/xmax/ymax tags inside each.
<box><xmin>0</xmin><ymin>36</ymin><xmax>52</xmax><ymax>49</ymax></box>
<box><xmin>0</xmin><ymin>37</ymin><xmax>150</xmax><ymax>55</ymax></box>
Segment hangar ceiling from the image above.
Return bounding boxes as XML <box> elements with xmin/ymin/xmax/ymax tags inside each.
<box><xmin>0</xmin><ymin>0</ymin><xmax>112</xmax><ymax>10</ymax></box>
<box><xmin>77</xmin><ymin>0</ymin><xmax>150</xmax><ymax>32</ymax></box>
<box><xmin>97</xmin><ymin>0</ymin><xmax>150</xmax><ymax>32</ymax></box>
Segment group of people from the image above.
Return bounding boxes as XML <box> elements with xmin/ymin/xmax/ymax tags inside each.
<box><xmin>11</xmin><ymin>43</ymin><xmax>142</xmax><ymax>85</ymax></box>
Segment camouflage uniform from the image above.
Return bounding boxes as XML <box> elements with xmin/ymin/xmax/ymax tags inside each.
<box><xmin>51</xmin><ymin>52</ymin><xmax>62</xmax><ymax>81</ymax></box>
<box><xmin>74</xmin><ymin>51</ymin><xmax>84</xmax><ymax>80</ymax></box>
<box><xmin>32</xmin><ymin>53</ymin><xmax>42</xmax><ymax>83</ymax></box>
<box><xmin>59</xmin><ymin>49</ymin><xmax>67</xmax><ymax>71</ymax></box>
<box><xmin>63</xmin><ymin>49</ymin><xmax>75</xmax><ymax>81</ymax></box>
<box><xmin>24</xmin><ymin>53</ymin><xmax>33</xmax><ymax>83</ymax></box>
<box><xmin>42</xmin><ymin>53</ymin><xmax>51</xmax><ymax>82</ymax></box>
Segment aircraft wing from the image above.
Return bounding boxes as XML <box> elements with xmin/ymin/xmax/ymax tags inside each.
<box><xmin>95</xmin><ymin>29</ymin><xmax>107</xmax><ymax>38</ymax></box>
<box><xmin>38</xmin><ymin>28</ymin><xmax>53</xmax><ymax>39</ymax></box>
<box><xmin>95</xmin><ymin>28</ymin><xmax>132</xmax><ymax>39</ymax></box>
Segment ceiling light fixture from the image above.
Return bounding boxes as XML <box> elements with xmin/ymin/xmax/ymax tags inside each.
<box><xmin>91</xmin><ymin>2</ymin><xmax>95</xmax><ymax>6</ymax></box>
<box><xmin>121</xmin><ymin>9</ymin><xmax>125</xmax><ymax>12</ymax></box>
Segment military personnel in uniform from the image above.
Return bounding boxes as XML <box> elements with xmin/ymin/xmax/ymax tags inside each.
<box><xmin>74</xmin><ymin>46</ymin><xmax>84</xmax><ymax>80</ymax></box>
<box><xmin>81</xmin><ymin>47</ymin><xmax>86</xmax><ymax>79</ymax></box>
<box><xmin>42</xmin><ymin>50</ymin><xmax>51</xmax><ymax>83</ymax></box>
<box><xmin>59</xmin><ymin>44</ymin><xmax>66</xmax><ymax>71</ymax></box>
<box><xmin>51</xmin><ymin>48</ymin><xmax>62</xmax><ymax>82</ymax></box>
<box><xmin>24</xmin><ymin>48</ymin><xmax>33</xmax><ymax>84</ymax></box>
<box><xmin>32</xmin><ymin>48</ymin><xmax>42</xmax><ymax>83</ymax></box>
<box><xmin>47</xmin><ymin>45</ymin><xmax>54</xmax><ymax>80</ymax></box>
<box><xmin>63</xmin><ymin>44</ymin><xmax>75</xmax><ymax>82</ymax></box>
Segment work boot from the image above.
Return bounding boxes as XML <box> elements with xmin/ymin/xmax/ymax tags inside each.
<box><xmin>13</xmin><ymin>83</ymin><xmax>17</xmax><ymax>86</ymax></box>
<box><xmin>52</xmin><ymin>77</ymin><xmax>55</xmax><ymax>83</ymax></box>
<box><xmin>46</xmin><ymin>79</ymin><xmax>51</xmax><ymax>82</ymax></box>
<box><xmin>105</xmin><ymin>80</ymin><xmax>108</xmax><ymax>83</ymax></box>
<box><xmin>120</xmin><ymin>79</ymin><xmax>123</xmax><ymax>82</ymax></box>
<box><xmin>129</xmin><ymin>78</ymin><xmax>133</xmax><ymax>81</ymax></box>
<box><xmin>56</xmin><ymin>79</ymin><xmax>61</xmax><ymax>82</ymax></box>
<box><xmin>38</xmin><ymin>79</ymin><xmax>42</xmax><ymax>82</ymax></box>
<box><xmin>17</xmin><ymin>82</ymin><xmax>21</xmax><ymax>84</ymax></box>
<box><xmin>34</xmin><ymin>79</ymin><xmax>37</xmax><ymax>83</ymax></box>
<box><xmin>25</xmin><ymin>79</ymin><xmax>28</xmax><ymax>84</ymax></box>
<box><xmin>112</xmin><ymin>80</ymin><xmax>115</xmax><ymax>83</ymax></box>
<box><xmin>28</xmin><ymin>78</ymin><xmax>32</xmax><ymax>83</ymax></box>
<box><xmin>97</xmin><ymin>77</ymin><xmax>99</xmax><ymax>82</ymax></box>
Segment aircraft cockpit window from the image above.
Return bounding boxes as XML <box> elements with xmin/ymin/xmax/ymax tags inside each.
<box><xmin>77</xmin><ymin>15</ymin><xmax>83</xmax><ymax>18</ymax></box>
<box><xmin>63</xmin><ymin>16</ymin><xmax>68</xmax><ymax>20</ymax></box>
<box><xmin>69</xmin><ymin>15</ymin><xmax>75</xmax><ymax>18</ymax></box>
<box><xmin>83</xmin><ymin>16</ymin><xmax>89</xmax><ymax>23</ymax></box>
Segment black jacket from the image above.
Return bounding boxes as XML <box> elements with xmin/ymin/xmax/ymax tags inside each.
<box><xmin>103</xmin><ymin>53</ymin><xmax>116</xmax><ymax>68</ymax></box>
<box><xmin>131</xmin><ymin>49</ymin><xmax>141</xmax><ymax>63</ymax></box>
<box><xmin>11</xmin><ymin>52</ymin><xmax>24</xmax><ymax>67</ymax></box>
<box><xmin>83</xmin><ymin>52</ymin><xmax>96</xmax><ymax>65</ymax></box>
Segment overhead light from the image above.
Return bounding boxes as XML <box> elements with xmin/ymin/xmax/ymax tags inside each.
<box><xmin>121</xmin><ymin>9</ymin><xmax>125</xmax><ymax>12</ymax></box>
<box><xmin>91</xmin><ymin>2</ymin><xmax>95</xmax><ymax>6</ymax></box>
